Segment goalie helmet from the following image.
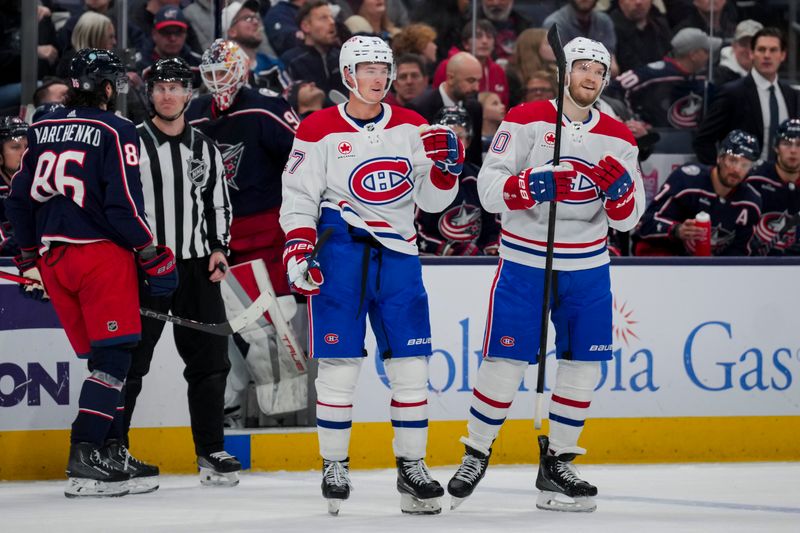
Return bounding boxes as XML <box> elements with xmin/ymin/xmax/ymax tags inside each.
<box><xmin>775</xmin><ymin>118</ymin><xmax>800</xmax><ymax>146</ymax></box>
<box><xmin>339</xmin><ymin>36</ymin><xmax>395</xmax><ymax>103</ymax></box>
<box><xmin>200</xmin><ymin>39</ymin><xmax>249</xmax><ymax>111</ymax></box>
<box><xmin>69</xmin><ymin>48</ymin><xmax>129</xmax><ymax>95</ymax></box>
<box><xmin>718</xmin><ymin>129</ymin><xmax>760</xmax><ymax>161</ymax></box>
<box><xmin>0</xmin><ymin>116</ymin><xmax>28</xmax><ymax>143</ymax></box>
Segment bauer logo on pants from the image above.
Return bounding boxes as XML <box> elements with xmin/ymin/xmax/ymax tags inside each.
<box><xmin>348</xmin><ymin>157</ymin><xmax>413</xmax><ymax>205</ymax></box>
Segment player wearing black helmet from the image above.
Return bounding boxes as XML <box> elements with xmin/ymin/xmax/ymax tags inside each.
<box><xmin>0</xmin><ymin>116</ymin><xmax>28</xmax><ymax>256</ymax></box>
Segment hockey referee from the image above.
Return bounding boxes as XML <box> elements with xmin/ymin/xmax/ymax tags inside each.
<box><xmin>120</xmin><ymin>58</ymin><xmax>242</xmax><ymax>491</ymax></box>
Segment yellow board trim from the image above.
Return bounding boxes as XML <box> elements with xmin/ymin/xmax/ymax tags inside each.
<box><xmin>2</xmin><ymin>417</ymin><xmax>799</xmax><ymax>481</ymax></box>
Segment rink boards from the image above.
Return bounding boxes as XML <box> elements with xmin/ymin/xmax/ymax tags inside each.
<box><xmin>2</xmin><ymin>258</ymin><xmax>800</xmax><ymax>480</ymax></box>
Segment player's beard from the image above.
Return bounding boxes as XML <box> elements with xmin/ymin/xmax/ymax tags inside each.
<box><xmin>777</xmin><ymin>155</ymin><xmax>800</xmax><ymax>174</ymax></box>
<box><xmin>568</xmin><ymin>81</ymin><xmax>601</xmax><ymax>108</ymax></box>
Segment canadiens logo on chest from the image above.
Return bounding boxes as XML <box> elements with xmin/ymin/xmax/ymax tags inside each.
<box><xmin>348</xmin><ymin>157</ymin><xmax>413</xmax><ymax>205</ymax></box>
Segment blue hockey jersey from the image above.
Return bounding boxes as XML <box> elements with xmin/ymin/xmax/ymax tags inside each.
<box><xmin>633</xmin><ymin>163</ymin><xmax>761</xmax><ymax>256</ymax></box>
<box><xmin>4</xmin><ymin>107</ymin><xmax>153</xmax><ymax>255</ymax></box>
<box><xmin>185</xmin><ymin>86</ymin><xmax>298</xmax><ymax>218</ymax></box>
<box><xmin>747</xmin><ymin>162</ymin><xmax>800</xmax><ymax>256</ymax></box>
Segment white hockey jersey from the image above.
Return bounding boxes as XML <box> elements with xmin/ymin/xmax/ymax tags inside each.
<box><xmin>479</xmin><ymin>99</ymin><xmax>645</xmax><ymax>271</ymax></box>
<box><xmin>280</xmin><ymin>103</ymin><xmax>458</xmax><ymax>254</ymax></box>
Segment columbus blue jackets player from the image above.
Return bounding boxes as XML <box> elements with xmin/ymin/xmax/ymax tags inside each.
<box><xmin>4</xmin><ymin>49</ymin><xmax>178</xmax><ymax>498</ymax></box>
<box><xmin>415</xmin><ymin>106</ymin><xmax>501</xmax><ymax>256</ymax></box>
<box><xmin>186</xmin><ymin>39</ymin><xmax>299</xmax><ymax>296</ymax></box>
<box><xmin>634</xmin><ymin>130</ymin><xmax>762</xmax><ymax>256</ymax></box>
<box><xmin>748</xmin><ymin>119</ymin><xmax>800</xmax><ymax>255</ymax></box>
<box><xmin>279</xmin><ymin>35</ymin><xmax>464</xmax><ymax>516</ymax></box>
<box><xmin>447</xmin><ymin>37</ymin><xmax>646</xmax><ymax>513</ymax></box>
<box><xmin>0</xmin><ymin>116</ymin><xmax>28</xmax><ymax>256</ymax></box>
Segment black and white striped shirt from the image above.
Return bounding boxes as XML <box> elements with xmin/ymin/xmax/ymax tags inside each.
<box><xmin>137</xmin><ymin>118</ymin><xmax>231</xmax><ymax>260</ymax></box>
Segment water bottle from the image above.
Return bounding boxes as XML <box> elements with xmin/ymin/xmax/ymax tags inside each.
<box><xmin>694</xmin><ymin>211</ymin><xmax>712</xmax><ymax>256</ymax></box>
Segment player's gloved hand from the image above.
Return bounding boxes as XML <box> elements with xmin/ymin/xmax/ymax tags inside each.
<box><xmin>13</xmin><ymin>253</ymin><xmax>49</xmax><ymax>302</ymax></box>
<box><xmin>138</xmin><ymin>245</ymin><xmax>178</xmax><ymax>297</ymax></box>
<box><xmin>420</xmin><ymin>125</ymin><xmax>465</xmax><ymax>176</ymax></box>
<box><xmin>588</xmin><ymin>155</ymin><xmax>633</xmax><ymax>201</ymax></box>
<box><xmin>283</xmin><ymin>228</ymin><xmax>323</xmax><ymax>296</ymax></box>
<box><xmin>523</xmin><ymin>164</ymin><xmax>575</xmax><ymax>203</ymax></box>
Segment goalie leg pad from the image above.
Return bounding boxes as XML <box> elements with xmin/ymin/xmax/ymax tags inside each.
<box><xmin>385</xmin><ymin>356</ymin><xmax>429</xmax><ymax>460</ymax></box>
<box><xmin>315</xmin><ymin>358</ymin><xmax>363</xmax><ymax>461</ymax></box>
<box><xmin>548</xmin><ymin>360</ymin><xmax>600</xmax><ymax>455</ymax></box>
<box><xmin>466</xmin><ymin>357</ymin><xmax>527</xmax><ymax>453</ymax></box>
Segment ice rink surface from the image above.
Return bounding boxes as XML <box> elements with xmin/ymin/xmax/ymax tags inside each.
<box><xmin>1</xmin><ymin>462</ymin><xmax>798</xmax><ymax>533</ymax></box>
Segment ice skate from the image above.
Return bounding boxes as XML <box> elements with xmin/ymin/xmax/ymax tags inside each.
<box><xmin>396</xmin><ymin>457</ymin><xmax>444</xmax><ymax>515</ymax></box>
<box><xmin>535</xmin><ymin>435</ymin><xmax>597</xmax><ymax>513</ymax></box>
<box><xmin>198</xmin><ymin>451</ymin><xmax>241</xmax><ymax>487</ymax></box>
<box><xmin>447</xmin><ymin>439</ymin><xmax>491</xmax><ymax>510</ymax></box>
<box><xmin>64</xmin><ymin>442</ymin><xmax>130</xmax><ymax>498</ymax></box>
<box><xmin>104</xmin><ymin>439</ymin><xmax>159</xmax><ymax>494</ymax></box>
<box><xmin>322</xmin><ymin>458</ymin><xmax>353</xmax><ymax>516</ymax></box>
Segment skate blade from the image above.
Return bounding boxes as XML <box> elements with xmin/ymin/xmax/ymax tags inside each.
<box><xmin>127</xmin><ymin>475</ymin><xmax>159</xmax><ymax>495</ymax></box>
<box><xmin>400</xmin><ymin>493</ymin><xmax>442</xmax><ymax>515</ymax></box>
<box><xmin>64</xmin><ymin>477</ymin><xmax>129</xmax><ymax>498</ymax></box>
<box><xmin>450</xmin><ymin>496</ymin><xmax>467</xmax><ymax>510</ymax></box>
<box><xmin>327</xmin><ymin>499</ymin><xmax>343</xmax><ymax>516</ymax></box>
<box><xmin>536</xmin><ymin>491</ymin><xmax>596</xmax><ymax>513</ymax></box>
<box><xmin>199</xmin><ymin>467</ymin><xmax>240</xmax><ymax>487</ymax></box>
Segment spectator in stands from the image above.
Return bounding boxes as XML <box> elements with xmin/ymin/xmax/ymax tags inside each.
<box><xmin>523</xmin><ymin>69</ymin><xmax>557</xmax><ymax>103</ymax></box>
<box><xmin>694</xmin><ymin>27</ymin><xmax>799</xmax><ymax>164</ymax></box>
<box><xmin>223</xmin><ymin>0</ymin><xmax>290</xmax><ymax>93</ymax></box>
<box><xmin>505</xmin><ymin>28</ymin><xmax>556</xmax><ymax>106</ymax></box>
<box><xmin>184</xmin><ymin>0</ymin><xmax>218</xmax><ymax>51</ymax></box>
<box><xmin>609</xmin><ymin>0</ymin><xmax>672</xmax><ymax>73</ymax></box>
<box><xmin>281</xmin><ymin>0</ymin><xmax>347</xmax><ymax>102</ymax></box>
<box><xmin>478</xmin><ymin>91</ymin><xmax>505</xmax><ymax>158</ymax></box>
<box><xmin>432</xmin><ymin>20</ymin><xmax>509</xmax><ymax>106</ymax></box>
<box><xmin>614</xmin><ymin>27</ymin><xmax>719</xmax><ymax>130</ymax></box>
<box><xmin>132</xmin><ymin>0</ymin><xmax>203</xmax><ymax>53</ymax></box>
<box><xmin>633</xmin><ymin>130</ymin><xmax>762</xmax><ymax>256</ymax></box>
<box><xmin>544</xmin><ymin>0</ymin><xmax>618</xmax><ymax>75</ymax></box>
<box><xmin>347</xmin><ymin>0</ymin><xmax>401</xmax><ymax>41</ymax></box>
<box><xmin>391</xmin><ymin>23</ymin><xmax>438</xmax><ymax>72</ymax></box>
<box><xmin>479</xmin><ymin>0</ymin><xmax>531</xmax><ymax>62</ymax></box>
<box><xmin>57</xmin><ymin>0</ymin><xmax>146</xmax><ymax>54</ymax></box>
<box><xmin>286</xmin><ymin>79</ymin><xmax>326</xmax><ymax>119</ymax></box>
<box><xmin>385</xmin><ymin>53</ymin><xmax>430</xmax><ymax>106</ymax></box>
<box><xmin>407</xmin><ymin>51</ymin><xmax>483</xmax><ymax>166</ymax></box>
<box><xmin>56</xmin><ymin>12</ymin><xmax>118</xmax><ymax>78</ymax></box>
<box><xmin>714</xmin><ymin>19</ymin><xmax>762</xmax><ymax>86</ymax></box>
<box><xmin>137</xmin><ymin>6</ymin><xmax>202</xmax><ymax>74</ymax></box>
<box><xmin>265</xmin><ymin>0</ymin><xmax>307</xmax><ymax>56</ymax></box>
<box><xmin>410</xmin><ymin>0</ymin><xmax>469</xmax><ymax>63</ymax></box>
<box><xmin>672</xmin><ymin>0</ymin><xmax>738</xmax><ymax>42</ymax></box>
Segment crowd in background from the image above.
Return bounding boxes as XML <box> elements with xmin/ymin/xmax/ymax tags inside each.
<box><xmin>1</xmin><ymin>0</ymin><xmax>799</xmax><ymax>258</ymax></box>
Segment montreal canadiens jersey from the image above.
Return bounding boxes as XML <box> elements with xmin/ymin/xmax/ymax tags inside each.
<box><xmin>185</xmin><ymin>86</ymin><xmax>299</xmax><ymax>218</ymax></box>
<box><xmin>747</xmin><ymin>162</ymin><xmax>800</xmax><ymax>256</ymax></box>
<box><xmin>634</xmin><ymin>163</ymin><xmax>762</xmax><ymax>256</ymax></box>
<box><xmin>5</xmin><ymin>107</ymin><xmax>153</xmax><ymax>255</ymax></box>
<box><xmin>280</xmin><ymin>103</ymin><xmax>458</xmax><ymax>255</ymax></box>
<box><xmin>478</xmin><ymin>99</ymin><xmax>645</xmax><ymax>271</ymax></box>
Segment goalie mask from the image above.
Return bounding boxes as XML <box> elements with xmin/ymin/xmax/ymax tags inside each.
<box><xmin>562</xmin><ymin>37</ymin><xmax>611</xmax><ymax>109</ymax></box>
<box><xmin>339</xmin><ymin>36</ymin><xmax>395</xmax><ymax>104</ymax></box>
<box><xmin>200</xmin><ymin>39</ymin><xmax>249</xmax><ymax>111</ymax></box>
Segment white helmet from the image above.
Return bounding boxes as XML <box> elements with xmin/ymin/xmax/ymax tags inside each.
<box><xmin>339</xmin><ymin>36</ymin><xmax>395</xmax><ymax>103</ymax></box>
<box><xmin>563</xmin><ymin>37</ymin><xmax>611</xmax><ymax>108</ymax></box>
<box><xmin>200</xmin><ymin>39</ymin><xmax>249</xmax><ymax>111</ymax></box>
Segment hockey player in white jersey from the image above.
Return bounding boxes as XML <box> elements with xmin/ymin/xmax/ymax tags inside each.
<box><xmin>279</xmin><ymin>35</ymin><xmax>464</xmax><ymax>516</ymax></box>
<box><xmin>447</xmin><ymin>37</ymin><xmax>645</xmax><ymax>513</ymax></box>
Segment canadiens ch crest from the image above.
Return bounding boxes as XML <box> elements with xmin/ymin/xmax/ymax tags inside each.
<box><xmin>348</xmin><ymin>157</ymin><xmax>413</xmax><ymax>205</ymax></box>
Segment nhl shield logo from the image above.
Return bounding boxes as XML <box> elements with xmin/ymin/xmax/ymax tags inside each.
<box><xmin>107</xmin><ymin>321</ymin><xmax>119</xmax><ymax>332</ymax></box>
<box><xmin>349</xmin><ymin>157</ymin><xmax>413</xmax><ymax>205</ymax></box>
<box><xmin>187</xmin><ymin>157</ymin><xmax>208</xmax><ymax>186</ymax></box>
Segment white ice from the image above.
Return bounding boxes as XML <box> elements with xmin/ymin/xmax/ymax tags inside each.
<box><xmin>1</xmin><ymin>463</ymin><xmax>798</xmax><ymax>533</ymax></box>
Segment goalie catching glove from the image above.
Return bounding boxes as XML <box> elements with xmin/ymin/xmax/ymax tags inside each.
<box><xmin>283</xmin><ymin>228</ymin><xmax>324</xmax><ymax>296</ymax></box>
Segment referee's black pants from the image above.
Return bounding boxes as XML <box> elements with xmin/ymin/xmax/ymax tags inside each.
<box><xmin>123</xmin><ymin>257</ymin><xmax>231</xmax><ymax>457</ymax></box>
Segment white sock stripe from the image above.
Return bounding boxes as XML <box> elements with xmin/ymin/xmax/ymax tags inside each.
<box><xmin>316</xmin><ymin>404</ymin><xmax>353</xmax><ymax>423</ymax></box>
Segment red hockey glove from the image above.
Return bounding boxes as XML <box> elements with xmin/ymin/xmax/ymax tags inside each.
<box><xmin>283</xmin><ymin>228</ymin><xmax>324</xmax><ymax>296</ymax></box>
<box><xmin>420</xmin><ymin>125</ymin><xmax>465</xmax><ymax>176</ymax></box>
<box><xmin>587</xmin><ymin>156</ymin><xmax>636</xmax><ymax>220</ymax></box>
<box><xmin>503</xmin><ymin>164</ymin><xmax>575</xmax><ymax>210</ymax></box>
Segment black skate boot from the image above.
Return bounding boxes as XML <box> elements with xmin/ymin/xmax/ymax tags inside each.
<box><xmin>322</xmin><ymin>458</ymin><xmax>353</xmax><ymax>516</ymax></box>
<box><xmin>447</xmin><ymin>442</ymin><xmax>491</xmax><ymax>510</ymax></box>
<box><xmin>64</xmin><ymin>442</ymin><xmax>130</xmax><ymax>498</ymax></box>
<box><xmin>535</xmin><ymin>435</ymin><xmax>597</xmax><ymax>512</ymax></box>
<box><xmin>104</xmin><ymin>439</ymin><xmax>159</xmax><ymax>494</ymax></box>
<box><xmin>197</xmin><ymin>451</ymin><xmax>241</xmax><ymax>487</ymax></box>
<box><xmin>396</xmin><ymin>457</ymin><xmax>444</xmax><ymax>515</ymax></box>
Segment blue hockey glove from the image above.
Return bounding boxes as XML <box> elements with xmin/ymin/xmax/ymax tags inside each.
<box><xmin>420</xmin><ymin>125</ymin><xmax>465</xmax><ymax>176</ymax></box>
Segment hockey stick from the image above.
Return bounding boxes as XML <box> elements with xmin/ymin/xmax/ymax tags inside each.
<box><xmin>0</xmin><ymin>269</ymin><xmax>272</xmax><ymax>336</ymax></box>
<box><xmin>534</xmin><ymin>25</ymin><xmax>567</xmax><ymax>430</ymax></box>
